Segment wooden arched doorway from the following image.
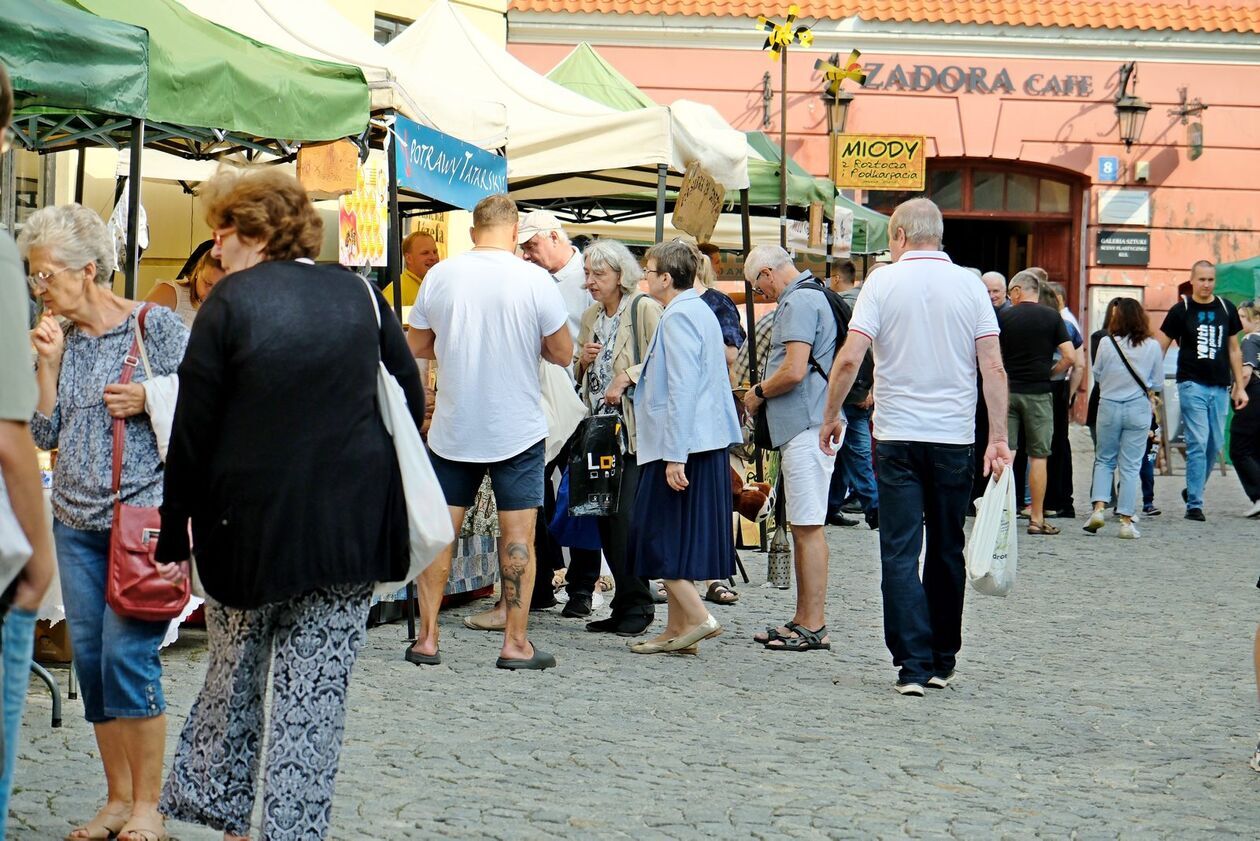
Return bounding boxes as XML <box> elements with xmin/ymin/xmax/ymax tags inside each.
<box><xmin>867</xmin><ymin>158</ymin><xmax>1087</xmax><ymax>306</ymax></box>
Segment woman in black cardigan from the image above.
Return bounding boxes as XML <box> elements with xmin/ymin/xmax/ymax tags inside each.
<box><xmin>155</xmin><ymin>169</ymin><xmax>424</xmax><ymax>841</ymax></box>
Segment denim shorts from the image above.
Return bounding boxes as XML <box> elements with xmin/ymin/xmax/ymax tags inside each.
<box><xmin>53</xmin><ymin>520</ymin><xmax>169</xmax><ymax>723</ymax></box>
<box><xmin>429</xmin><ymin>439</ymin><xmax>546</xmax><ymax>511</ymax></box>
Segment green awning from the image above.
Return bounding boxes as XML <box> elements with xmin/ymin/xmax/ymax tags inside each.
<box><xmin>66</xmin><ymin>0</ymin><xmax>370</xmax><ymax>142</ymax></box>
<box><xmin>3</xmin><ymin>0</ymin><xmax>148</xmax><ymax>119</ymax></box>
<box><xmin>746</xmin><ymin>131</ymin><xmax>814</xmax><ymax>179</ymax></box>
<box><xmin>1217</xmin><ymin>255</ymin><xmax>1260</xmax><ymax>303</ymax></box>
<box><xmin>546</xmin><ymin>43</ymin><xmax>657</xmax><ymax>112</ymax></box>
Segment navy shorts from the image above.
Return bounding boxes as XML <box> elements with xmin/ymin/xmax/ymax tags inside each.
<box><xmin>429</xmin><ymin>439</ymin><xmax>546</xmax><ymax>511</ymax></box>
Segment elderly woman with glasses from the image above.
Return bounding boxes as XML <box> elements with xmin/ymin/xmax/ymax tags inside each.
<box><xmin>20</xmin><ymin>204</ymin><xmax>189</xmax><ymax>841</ymax></box>
<box><xmin>625</xmin><ymin>240</ymin><xmax>742</xmax><ymax>655</ymax></box>
<box><xmin>572</xmin><ymin>239</ymin><xmax>664</xmax><ymax>636</ymax></box>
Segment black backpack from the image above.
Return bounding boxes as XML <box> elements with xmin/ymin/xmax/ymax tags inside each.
<box><xmin>798</xmin><ymin>280</ymin><xmax>873</xmax><ymax>401</ymax></box>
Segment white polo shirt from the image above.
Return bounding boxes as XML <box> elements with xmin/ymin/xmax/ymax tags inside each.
<box><xmin>848</xmin><ymin>251</ymin><xmax>999</xmax><ymax>445</ymax></box>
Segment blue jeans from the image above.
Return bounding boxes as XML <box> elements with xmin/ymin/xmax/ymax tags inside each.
<box><xmin>1178</xmin><ymin>381</ymin><xmax>1229</xmax><ymax>510</ymax></box>
<box><xmin>835</xmin><ymin>404</ymin><xmax>878</xmax><ymax>514</ymax></box>
<box><xmin>0</xmin><ymin>606</ymin><xmax>37</xmax><ymax>836</ymax></box>
<box><xmin>875</xmin><ymin>441</ymin><xmax>973</xmax><ymax>684</ymax></box>
<box><xmin>1090</xmin><ymin>396</ymin><xmax>1151</xmax><ymax>517</ymax></box>
<box><xmin>53</xmin><ymin>521</ymin><xmax>168</xmax><ymax>723</ymax></box>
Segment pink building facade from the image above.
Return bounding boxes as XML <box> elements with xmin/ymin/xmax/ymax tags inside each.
<box><xmin>508</xmin><ymin>4</ymin><xmax>1260</xmax><ymax>330</ymax></box>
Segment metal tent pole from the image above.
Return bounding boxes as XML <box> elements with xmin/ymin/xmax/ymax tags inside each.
<box><xmin>740</xmin><ymin>188</ymin><xmax>767</xmax><ymax>552</ymax></box>
<box><xmin>779</xmin><ymin>47</ymin><xmax>789</xmax><ymax>249</ymax></box>
<box><xmin>653</xmin><ymin>163</ymin><xmax>668</xmax><ymax>243</ymax></box>
<box><xmin>74</xmin><ymin>148</ymin><xmax>87</xmax><ymax>204</ymax></box>
<box><xmin>123</xmin><ymin>120</ymin><xmax>144</xmax><ymax>298</ymax></box>
<box><xmin>386</xmin><ymin>116</ymin><xmax>404</xmax><ymax>322</ymax></box>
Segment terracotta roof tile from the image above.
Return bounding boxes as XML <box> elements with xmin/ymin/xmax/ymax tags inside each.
<box><xmin>508</xmin><ymin>0</ymin><xmax>1260</xmax><ymax>35</ymax></box>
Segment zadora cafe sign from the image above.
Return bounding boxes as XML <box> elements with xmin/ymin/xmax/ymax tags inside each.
<box><xmin>833</xmin><ymin>135</ymin><xmax>926</xmax><ymax>191</ymax></box>
<box><xmin>862</xmin><ymin>63</ymin><xmax>1094</xmax><ymax>98</ymax></box>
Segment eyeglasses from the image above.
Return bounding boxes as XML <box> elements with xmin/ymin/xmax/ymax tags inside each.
<box><xmin>212</xmin><ymin>227</ymin><xmax>237</xmax><ymax>248</ymax></box>
<box><xmin>750</xmin><ymin>268</ymin><xmax>770</xmax><ymax>294</ymax></box>
<box><xmin>27</xmin><ymin>266</ymin><xmax>77</xmax><ymax>293</ymax></box>
<box><xmin>643</xmin><ymin>267</ymin><xmax>664</xmax><ymax>277</ymax></box>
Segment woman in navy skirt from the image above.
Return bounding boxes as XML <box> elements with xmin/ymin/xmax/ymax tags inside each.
<box><xmin>626</xmin><ymin>240</ymin><xmax>743</xmax><ymax>654</ymax></box>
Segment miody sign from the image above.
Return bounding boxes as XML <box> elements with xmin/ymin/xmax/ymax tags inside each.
<box><xmin>833</xmin><ymin>135</ymin><xmax>926</xmax><ymax>191</ymax></box>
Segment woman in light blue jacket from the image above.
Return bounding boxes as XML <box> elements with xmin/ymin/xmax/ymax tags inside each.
<box><xmin>627</xmin><ymin>241</ymin><xmax>742</xmax><ymax>655</ymax></box>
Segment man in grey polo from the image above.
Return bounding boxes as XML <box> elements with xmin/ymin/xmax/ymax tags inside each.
<box><xmin>742</xmin><ymin>245</ymin><xmax>839</xmax><ymax>652</ymax></box>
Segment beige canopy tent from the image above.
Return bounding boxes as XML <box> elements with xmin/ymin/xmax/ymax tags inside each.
<box><xmin>174</xmin><ymin>0</ymin><xmax>506</xmax><ymax>149</ymax></box>
<box><xmin>384</xmin><ymin>0</ymin><xmax>748</xmax><ymax>221</ymax></box>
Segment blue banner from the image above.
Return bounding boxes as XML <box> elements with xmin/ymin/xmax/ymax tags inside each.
<box><xmin>394</xmin><ymin>115</ymin><xmax>507</xmax><ymax>210</ymax></box>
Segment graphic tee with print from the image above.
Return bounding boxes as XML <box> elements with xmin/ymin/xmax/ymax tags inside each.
<box><xmin>1159</xmin><ymin>296</ymin><xmax>1243</xmax><ymax>387</ymax></box>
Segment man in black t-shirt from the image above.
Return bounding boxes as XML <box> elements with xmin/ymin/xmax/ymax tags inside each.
<box><xmin>1157</xmin><ymin>260</ymin><xmax>1250</xmax><ymax>521</ymax></box>
<box><xmin>998</xmin><ymin>271</ymin><xmax>1075</xmax><ymax>534</ymax></box>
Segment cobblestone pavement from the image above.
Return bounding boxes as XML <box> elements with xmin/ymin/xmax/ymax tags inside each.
<box><xmin>11</xmin><ymin>431</ymin><xmax>1260</xmax><ymax>839</ymax></box>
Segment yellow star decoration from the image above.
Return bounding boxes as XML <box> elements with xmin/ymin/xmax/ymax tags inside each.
<box><xmin>814</xmin><ymin>49</ymin><xmax>868</xmax><ymax>95</ymax></box>
<box><xmin>756</xmin><ymin>5</ymin><xmax>814</xmax><ymax>61</ymax></box>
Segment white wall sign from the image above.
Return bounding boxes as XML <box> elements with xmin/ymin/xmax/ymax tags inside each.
<box><xmin>1097</xmin><ymin>189</ymin><xmax>1151</xmax><ymax>226</ymax></box>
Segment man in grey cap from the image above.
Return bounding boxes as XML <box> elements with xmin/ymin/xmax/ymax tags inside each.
<box><xmin>518</xmin><ymin>210</ymin><xmax>593</xmax><ymax>341</ymax></box>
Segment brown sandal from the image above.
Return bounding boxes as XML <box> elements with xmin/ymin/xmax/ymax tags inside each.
<box><xmin>704</xmin><ymin>582</ymin><xmax>739</xmax><ymax>604</ymax></box>
<box><xmin>116</xmin><ymin>813</ymin><xmax>169</xmax><ymax>841</ymax></box>
<box><xmin>65</xmin><ymin>804</ymin><xmax>131</xmax><ymax>840</ymax></box>
<box><xmin>1027</xmin><ymin>520</ymin><xmax>1060</xmax><ymax>535</ymax></box>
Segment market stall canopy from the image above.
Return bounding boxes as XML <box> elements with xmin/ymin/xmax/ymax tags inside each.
<box><xmin>2</xmin><ymin>0</ymin><xmax>148</xmax><ymax>121</ymax></box>
<box><xmin>385</xmin><ymin>1</ymin><xmax>748</xmax><ymax>198</ymax></box>
<box><xmin>172</xmin><ymin>0</ymin><xmax>506</xmax><ymax>149</ymax></box>
<box><xmin>48</xmin><ymin>0</ymin><xmax>371</xmax><ymax>156</ymax></box>
<box><xmin>544</xmin><ymin>43</ymin><xmax>870</xmax><ymax>229</ymax></box>
<box><xmin>1216</xmin><ymin>255</ymin><xmax>1260</xmax><ymax>302</ymax></box>
<box><xmin>545</xmin><ymin>42</ymin><xmax>657</xmax><ymax>113</ymax></box>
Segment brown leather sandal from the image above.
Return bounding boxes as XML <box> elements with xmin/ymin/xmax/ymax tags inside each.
<box><xmin>1027</xmin><ymin>520</ymin><xmax>1061</xmax><ymax>535</ymax></box>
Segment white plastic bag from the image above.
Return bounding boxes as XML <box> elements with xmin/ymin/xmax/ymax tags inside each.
<box><xmin>966</xmin><ymin>468</ymin><xmax>1018</xmax><ymax>597</ymax></box>
<box><xmin>359</xmin><ymin>279</ymin><xmax>456</xmax><ymax>596</ymax></box>
<box><xmin>540</xmin><ymin>359</ymin><xmax>586</xmax><ymax>464</ymax></box>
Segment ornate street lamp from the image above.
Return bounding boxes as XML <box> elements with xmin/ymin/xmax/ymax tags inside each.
<box><xmin>1114</xmin><ymin>62</ymin><xmax>1150</xmax><ymax>151</ymax></box>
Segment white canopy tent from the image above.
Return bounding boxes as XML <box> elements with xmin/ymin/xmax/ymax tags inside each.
<box><xmin>175</xmin><ymin>0</ymin><xmax>506</xmax><ymax>149</ymax></box>
<box><xmin>384</xmin><ymin>0</ymin><xmax>749</xmax><ymax>203</ymax></box>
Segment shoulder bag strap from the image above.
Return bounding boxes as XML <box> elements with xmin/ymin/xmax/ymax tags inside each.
<box><xmin>357</xmin><ymin>276</ymin><xmax>385</xmax><ymax>361</ymax></box>
<box><xmin>629</xmin><ymin>293</ymin><xmax>644</xmax><ymax>366</ymax></box>
<box><xmin>1107</xmin><ymin>334</ymin><xmax>1153</xmax><ymax>398</ymax></box>
<box><xmin>112</xmin><ymin>306</ymin><xmax>152</xmax><ymax>501</ymax></box>
<box><xmin>801</xmin><ymin>283</ymin><xmax>832</xmax><ymax>382</ymax></box>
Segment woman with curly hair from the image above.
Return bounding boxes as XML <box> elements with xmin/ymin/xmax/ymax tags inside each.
<box><xmin>155</xmin><ymin>168</ymin><xmax>424</xmax><ymax>840</ymax></box>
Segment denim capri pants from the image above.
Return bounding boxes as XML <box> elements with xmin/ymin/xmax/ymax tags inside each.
<box><xmin>54</xmin><ymin>520</ymin><xmax>169</xmax><ymax>723</ymax></box>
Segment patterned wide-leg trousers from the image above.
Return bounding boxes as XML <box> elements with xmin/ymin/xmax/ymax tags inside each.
<box><xmin>160</xmin><ymin>583</ymin><xmax>373</xmax><ymax>840</ymax></box>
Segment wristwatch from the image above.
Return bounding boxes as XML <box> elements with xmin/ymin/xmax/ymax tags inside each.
<box><xmin>754</xmin><ymin>384</ymin><xmax>765</xmax><ymax>398</ymax></box>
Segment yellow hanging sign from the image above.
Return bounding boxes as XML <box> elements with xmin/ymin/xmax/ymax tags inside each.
<box><xmin>832</xmin><ymin>134</ymin><xmax>927</xmax><ymax>191</ymax></box>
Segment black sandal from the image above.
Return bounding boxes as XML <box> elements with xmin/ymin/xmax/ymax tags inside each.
<box><xmin>764</xmin><ymin>624</ymin><xmax>831</xmax><ymax>652</ymax></box>
<box><xmin>753</xmin><ymin>620</ymin><xmax>801</xmax><ymax>645</ymax></box>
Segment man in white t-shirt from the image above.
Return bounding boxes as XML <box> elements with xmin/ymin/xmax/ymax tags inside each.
<box><xmin>517</xmin><ymin>209</ymin><xmax>593</xmax><ymax>341</ymax></box>
<box><xmin>406</xmin><ymin>194</ymin><xmax>574</xmax><ymax>671</ymax></box>
<box><xmin>819</xmin><ymin>198</ymin><xmax>1013</xmax><ymax>697</ymax></box>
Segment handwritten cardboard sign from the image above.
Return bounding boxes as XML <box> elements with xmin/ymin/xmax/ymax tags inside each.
<box><xmin>671</xmin><ymin>162</ymin><xmax>724</xmax><ymax>242</ymax></box>
<box><xmin>833</xmin><ymin>134</ymin><xmax>926</xmax><ymax>191</ymax></box>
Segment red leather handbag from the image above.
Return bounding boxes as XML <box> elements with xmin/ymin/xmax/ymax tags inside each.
<box><xmin>106</xmin><ymin>306</ymin><xmax>191</xmax><ymax>622</ymax></box>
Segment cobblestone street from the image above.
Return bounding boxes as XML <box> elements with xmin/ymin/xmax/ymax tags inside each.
<box><xmin>10</xmin><ymin>434</ymin><xmax>1260</xmax><ymax>839</ymax></box>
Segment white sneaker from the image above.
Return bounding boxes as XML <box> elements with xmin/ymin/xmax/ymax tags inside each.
<box><xmin>926</xmin><ymin>670</ymin><xmax>955</xmax><ymax>689</ymax></box>
<box><xmin>1083</xmin><ymin>510</ymin><xmax>1106</xmax><ymax>533</ymax></box>
<box><xmin>895</xmin><ymin>681</ymin><xmax>926</xmax><ymax>697</ymax></box>
<box><xmin>1118</xmin><ymin>521</ymin><xmax>1140</xmax><ymax>539</ymax></box>
<box><xmin>1250</xmin><ymin>737</ymin><xmax>1260</xmax><ymax>772</ymax></box>
<box><xmin>1246</xmin><ymin>500</ymin><xmax>1260</xmax><ymax>519</ymax></box>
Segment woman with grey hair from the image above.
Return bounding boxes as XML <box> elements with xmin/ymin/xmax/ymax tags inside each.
<box><xmin>574</xmin><ymin>238</ymin><xmax>664</xmax><ymax>634</ymax></box>
<box><xmin>21</xmin><ymin>203</ymin><xmax>188</xmax><ymax>841</ymax></box>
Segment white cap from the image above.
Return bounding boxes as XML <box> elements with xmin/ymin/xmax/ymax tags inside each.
<box><xmin>516</xmin><ymin>210</ymin><xmax>564</xmax><ymax>245</ymax></box>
